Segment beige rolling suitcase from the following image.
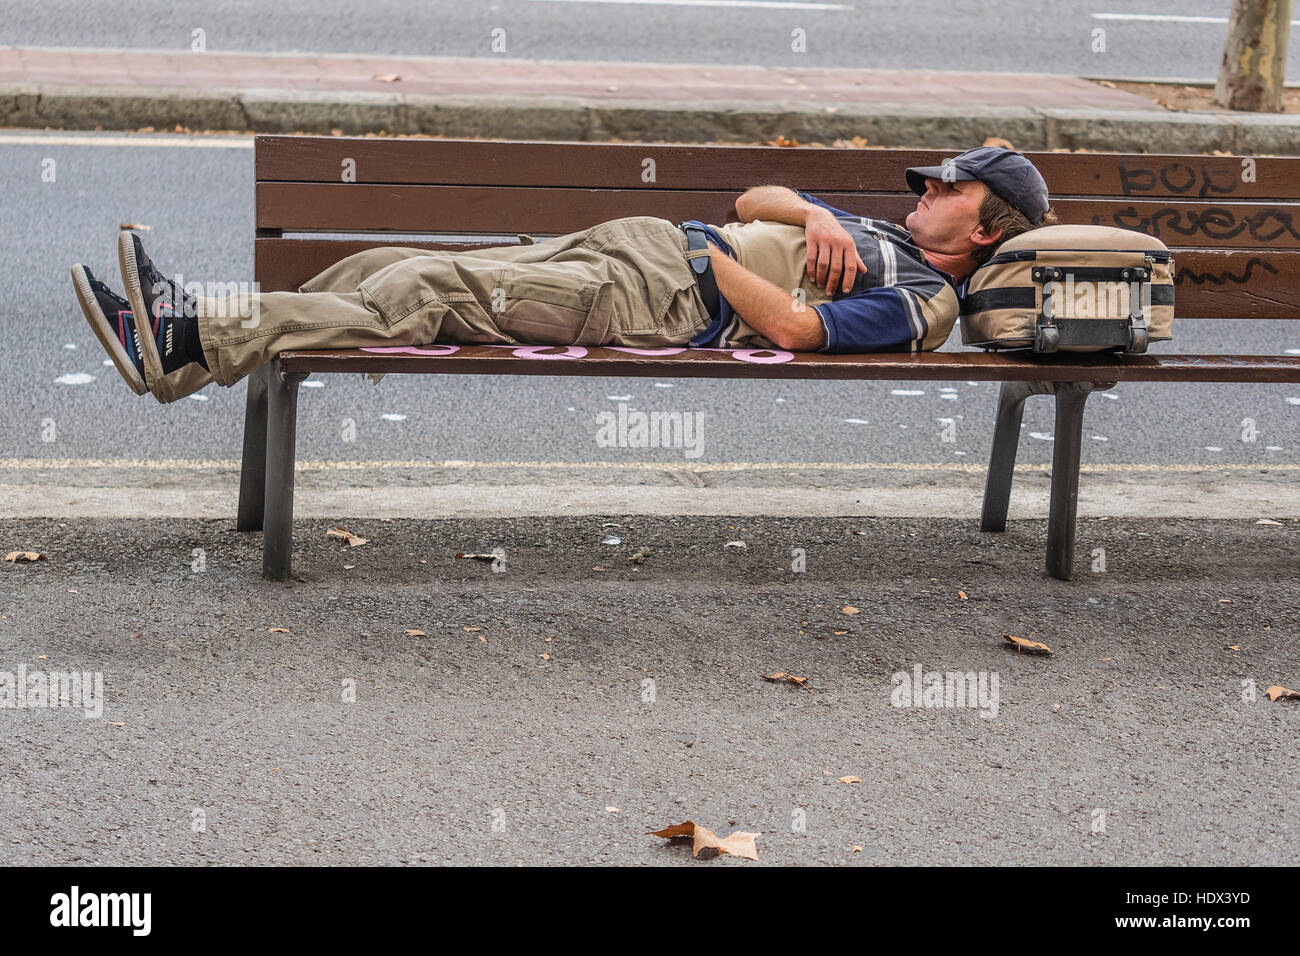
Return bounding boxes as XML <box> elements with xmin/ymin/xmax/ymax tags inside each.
<box><xmin>960</xmin><ymin>225</ymin><xmax>1174</xmax><ymax>353</ymax></box>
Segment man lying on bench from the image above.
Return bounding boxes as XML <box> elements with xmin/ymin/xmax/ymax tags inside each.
<box><xmin>71</xmin><ymin>145</ymin><xmax>1054</xmax><ymax>404</ymax></box>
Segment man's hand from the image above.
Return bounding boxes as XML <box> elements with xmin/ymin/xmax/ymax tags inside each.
<box><xmin>805</xmin><ymin>208</ymin><xmax>868</xmax><ymax>296</ymax></box>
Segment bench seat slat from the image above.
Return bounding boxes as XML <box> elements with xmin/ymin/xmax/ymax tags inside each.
<box><xmin>275</xmin><ymin>346</ymin><xmax>1300</xmax><ymax>384</ymax></box>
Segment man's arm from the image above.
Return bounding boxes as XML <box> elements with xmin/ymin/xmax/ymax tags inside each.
<box><xmin>707</xmin><ymin>242</ymin><xmax>825</xmax><ymax>352</ymax></box>
<box><xmin>734</xmin><ymin>185</ymin><xmax>825</xmax><ymax>226</ymax></box>
<box><xmin>734</xmin><ymin>185</ymin><xmax>868</xmax><ymax>296</ymax></box>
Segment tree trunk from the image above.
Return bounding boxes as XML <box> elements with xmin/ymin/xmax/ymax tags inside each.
<box><xmin>1214</xmin><ymin>0</ymin><xmax>1293</xmax><ymax>112</ymax></box>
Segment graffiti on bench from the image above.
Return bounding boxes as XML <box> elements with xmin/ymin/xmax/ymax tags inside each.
<box><xmin>1173</xmin><ymin>255</ymin><xmax>1280</xmax><ymax>287</ymax></box>
<box><xmin>359</xmin><ymin>344</ymin><xmax>797</xmax><ymax>363</ymax></box>
<box><xmin>1117</xmin><ymin>161</ymin><xmax>1242</xmax><ymax>199</ymax></box>
<box><xmin>1099</xmin><ymin>206</ymin><xmax>1300</xmax><ymax>245</ymax></box>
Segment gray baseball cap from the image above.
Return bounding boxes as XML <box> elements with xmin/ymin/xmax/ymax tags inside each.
<box><xmin>905</xmin><ymin>146</ymin><xmax>1050</xmax><ymax>226</ymax></box>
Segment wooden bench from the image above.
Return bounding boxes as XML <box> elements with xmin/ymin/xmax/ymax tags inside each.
<box><xmin>237</xmin><ymin>136</ymin><xmax>1300</xmax><ymax>581</ymax></box>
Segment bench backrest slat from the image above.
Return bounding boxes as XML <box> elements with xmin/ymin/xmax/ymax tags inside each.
<box><xmin>254</xmin><ymin>137</ymin><xmax>1300</xmax><ymax>200</ymax></box>
<box><xmin>255</xmin><ymin>183</ymin><xmax>1300</xmax><ymax>251</ymax></box>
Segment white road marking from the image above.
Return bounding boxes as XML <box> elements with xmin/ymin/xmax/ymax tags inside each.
<box><xmin>532</xmin><ymin>0</ymin><xmax>852</xmax><ymax>9</ymax></box>
<box><xmin>4</xmin><ymin>457</ymin><xmax>1300</xmax><ymax>474</ymax></box>
<box><xmin>1092</xmin><ymin>12</ymin><xmax>1300</xmax><ymax>25</ymax></box>
<box><xmin>4</xmin><ymin>475</ymin><xmax>1299</xmax><ymax>519</ymax></box>
<box><xmin>0</xmin><ymin>132</ymin><xmax>252</xmax><ymax>148</ymax></box>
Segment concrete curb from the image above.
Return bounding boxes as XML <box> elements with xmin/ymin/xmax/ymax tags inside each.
<box><xmin>6</xmin><ymin>82</ymin><xmax>1300</xmax><ymax>153</ymax></box>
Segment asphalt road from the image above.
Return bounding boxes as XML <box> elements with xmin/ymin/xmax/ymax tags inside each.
<box><xmin>1</xmin><ymin>513</ymin><xmax>1296</xmax><ymax>865</ymax></box>
<box><xmin>4</xmin><ymin>131</ymin><xmax>1298</xmax><ymax>472</ymax></box>
<box><xmin>3</xmin><ymin>0</ymin><xmax>1298</xmax><ymax>81</ymax></box>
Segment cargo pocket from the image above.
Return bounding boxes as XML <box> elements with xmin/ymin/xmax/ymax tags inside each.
<box><xmin>494</xmin><ymin>265</ymin><xmax>614</xmax><ymax>346</ymax></box>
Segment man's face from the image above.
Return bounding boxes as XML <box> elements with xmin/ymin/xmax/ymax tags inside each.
<box><xmin>904</xmin><ymin>176</ymin><xmax>995</xmax><ymax>255</ymax></box>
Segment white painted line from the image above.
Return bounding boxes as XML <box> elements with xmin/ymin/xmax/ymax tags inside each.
<box><xmin>1092</xmin><ymin>12</ymin><xmax>1300</xmax><ymax>25</ymax></box>
<box><xmin>3</xmin><ymin>478</ymin><xmax>1298</xmax><ymax>520</ymax></box>
<box><xmin>531</xmin><ymin>0</ymin><xmax>852</xmax><ymax>9</ymax></box>
<box><xmin>0</xmin><ymin>132</ymin><xmax>252</xmax><ymax>148</ymax></box>
<box><xmin>2</xmin><ymin>458</ymin><xmax>1299</xmax><ymax>474</ymax></box>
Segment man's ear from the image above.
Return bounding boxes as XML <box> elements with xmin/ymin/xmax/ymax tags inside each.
<box><xmin>970</xmin><ymin>223</ymin><xmax>1003</xmax><ymax>248</ymax></box>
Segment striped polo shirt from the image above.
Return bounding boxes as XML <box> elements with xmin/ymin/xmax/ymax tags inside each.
<box><xmin>683</xmin><ymin>190</ymin><xmax>964</xmax><ymax>353</ymax></box>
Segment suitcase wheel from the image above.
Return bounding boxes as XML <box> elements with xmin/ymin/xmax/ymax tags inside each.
<box><xmin>1034</xmin><ymin>326</ymin><xmax>1060</xmax><ymax>353</ymax></box>
<box><xmin>1127</xmin><ymin>326</ymin><xmax>1149</xmax><ymax>354</ymax></box>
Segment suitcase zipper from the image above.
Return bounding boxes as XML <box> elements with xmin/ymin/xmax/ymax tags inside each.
<box><xmin>984</xmin><ymin>248</ymin><xmax>1173</xmax><ymax>267</ymax></box>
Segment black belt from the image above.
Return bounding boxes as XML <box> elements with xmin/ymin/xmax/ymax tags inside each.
<box><xmin>680</xmin><ymin>224</ymin><xmax>721</xmax><ymax>321</ymax></box>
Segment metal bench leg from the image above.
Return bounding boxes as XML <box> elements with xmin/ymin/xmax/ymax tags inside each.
<box><xmin>980</xmin><ymin>380</ymin><xmax>1039</xmax><ymax>532</ymax></box>
<box><xmin>236</xmin><ymin>362</ymin><xmax>271</xmax><ymax>532</ymax></box>
<box><xmin>263</xmin><ymin>358</ymin><xmax>309</xmax><ymax>581</ymax></box>
<box><xmin>1045</xmin><ymin>381</ymin><xmax>1111</xmax><ymax>581</ymax></box>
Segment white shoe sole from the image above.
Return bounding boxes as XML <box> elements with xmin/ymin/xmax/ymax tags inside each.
<box><xmin>70</xmin><ymin>263</ymin><xmax>148</xmax><ymax>395</ymax></box>
<box><xmin>116</xmin><ymin>229</ymin><xmax>167</xmax><ymax>397</ymax></box>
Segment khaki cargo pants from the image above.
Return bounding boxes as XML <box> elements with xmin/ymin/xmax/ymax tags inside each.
<box><xmin>156</xmin><ymin>216</ymin><xmax>711</xmax><ymax>404</ymax></box>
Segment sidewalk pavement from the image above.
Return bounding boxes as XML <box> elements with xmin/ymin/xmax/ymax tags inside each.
<box><xmin>3</xmin><ymin>45</ymin><xmax>1297</xmax><ymax>153</ymax></box>
<box><xmin>2</xmin><ymin>509</ymin><xmax>1295</xmax><ymax>865</ymax></box>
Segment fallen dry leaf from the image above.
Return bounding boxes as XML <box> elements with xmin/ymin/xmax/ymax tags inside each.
<box><xmin>724</xmin><ymin>541</ymin><xmax>746</xmax><ymax>549</ymax></box>
<box><xmin>267</xmin><ymin>627</ymin><xmax>290</xmax><ymax>633</ymax></box>
<box><xmin>404</xmin><ymin>629</ymin><xmax>427</xmax><ymax>637</ymax></box>
<box><xmin>538</xmin><ymin>653</ymin><xmax>550</xmax><ymax>660</ymax></box>
<box><xmin>1218</xmin><ymin>598</ymin><xmax>1233</xmax><ymax>604</ymax></box>
<box><xmin>1003</xmin><ymin>634</ymin><xmax>1053</xmax><ymax>655</ymax></box>
<box><xmin>4</xmin><ymin>551</ymin><xmax>46</xmax><ymax>563</ymax></box>
<box><xmin>762</xmin><ymin>671</ymin><xmax>809</xmax><ymax>686</ymax></box>
<box><xmin>852</xmin><ymin>845</ymin><xmax>862</xmax><ymax>853</ymax></box>
<box><xmin>767</xmin><ymin>135</ymin><xmax>800</xmax><ymax>147</ymax></box>
<box><xmin>649</xmin><ymin>821</ymin><xmax>759</xmax><ymax>861</ymax></box>
<box><xmin>838</xmin><ymin>775</ymin><xmax>862</xmax><ymax>784</ymax></box>
<box><xmin>463</xmin><ymin>626</ymin><xmax>481</xmax><ymax>632</ymax></box>
<box><xmin>841</xmin><ymin>606</ymin><xmax>860</xmax><ymax>615</ymax></box>
<box><xmin>1266</xmin><ymin>685</ymin><xmax>1300</xmax><ymax>702</ymax></box>
<box><xmin>606</xmin><ymin>806</ymin><xmax>619</xmax><ymax>814</ymax></box>
<box><xmin>958</xmin><ymin>590</ymin><xmax>969</xmax><ymax>600</ymax></box>
<box><xmin>1256</xmin><ymin>518</ymin><xmax>1283</xmax><ymax>526</ymax></box>
<box><xmin>1227</xmin><ymin>645</ymin><xmax>1241</xmax><ymax>652</ymax></box>
<box><xmin>371</xmin><ymin>73</ymin><xmax>401</xmax><ymax>83</ymax></box>
<box><xmin>326</xmin><ymin>526</ymin><xmax>367</xmax><ymax>547</ymax></box>
<box><xmin>109</xmin><ymin>721</ymin><xmax>124</xmax><ymax>727</ymax></box>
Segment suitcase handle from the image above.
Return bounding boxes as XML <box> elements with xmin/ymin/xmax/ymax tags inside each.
<box><xmin>1033</xmin><ymin>266</ymin><xmax>1151</xmax><ymax>354</ymax></box>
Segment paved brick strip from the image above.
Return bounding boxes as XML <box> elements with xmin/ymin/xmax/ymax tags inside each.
<box><xmin>0</xmin><ymin>44</ymin><xmax>1159</xmax><ymax>110</ymax></box>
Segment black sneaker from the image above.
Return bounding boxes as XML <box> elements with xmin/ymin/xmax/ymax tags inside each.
<box><xmin>70</xmin><ymin>263</ymin><xmax>148</xmax><ymax>395</ymax></box>
<box><xmin>116</xmin><ymin>230</ymin><xmax>201</xmax><ymax>389</ymax></box>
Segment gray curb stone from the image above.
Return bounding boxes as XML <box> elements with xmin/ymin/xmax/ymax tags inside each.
<box><xmin>4</xmin><ymin>82</ymin><xmax>1300</xmax><ymax>154</ymax></box>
